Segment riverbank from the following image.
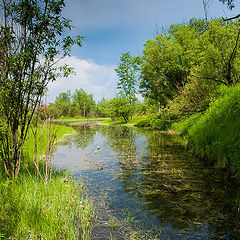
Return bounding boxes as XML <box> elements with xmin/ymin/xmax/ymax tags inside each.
<box><xmin>0</xmin><ymin>123</ymin><xmax>94</xmax><ymax>239</ymax></box>
<box><xmin>172</xmin><ymin>85</ymin><xmax>240</xmax><ymax>180</ymax></box>
<box><xmin>97</xmin><ymin>85</ymin><xmax>240</xmax><ymax>180</ymax></box>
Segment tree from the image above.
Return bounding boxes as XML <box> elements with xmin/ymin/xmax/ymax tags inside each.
<box><xmin>72</xmin><ymin>89</ymin><xmax>95</xmax><ymax>117</ymax></box>
<box><xmin>95</xmin><ymin>97</ymin><xmax>109</xmax><ymax>117</ymax></box>
<box><xmin>139</xmin><ymin>25</ymin><xmax>196</xmax><ymax>111</ymax></box>
<box><xmin>197</xmin><ymin>19</ymin><xmax>240</xmax><ymax>86</ymax></box>
<box><xmin>115</xmin><ymin>52</ymin><xmax>141</xmax><ymax>105</ymax></box>
<box><xmin>219</xmin><ymin>0</ymin><xmax>240</xmax><ymax>20</ymax></box>
<box><xmin>108</xmin><ymin>97</ymin><xmax>133</xmax><ymax>123</ymax></box>
<box><xmin>0</xmin><ymin>0</ymin><xmax>83</xmax><ymax>178</ymax></box>
<box><xmin>55</xmin><ymin>90</ymin><xmax>75</xmax><ymax>117</ymax></box>
<box><xmin>140</xmin><ymin>18</ymin><xmax>240</xmax><ymax>116</ymax></box>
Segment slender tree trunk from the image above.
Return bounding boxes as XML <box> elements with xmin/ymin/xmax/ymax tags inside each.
<box><xmin>158</xmin><ymin>102</ymin><xmax>161</xmax><ymax>113</ymax></box>
<box><xmin>83</xmin><ymin>103</ymin><xmax>86</xmax><ymax>117</ymax></box>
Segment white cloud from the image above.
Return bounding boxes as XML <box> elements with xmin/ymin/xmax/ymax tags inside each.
<box><xmin>46</xmin><ymin>56</ymin><xmax>117</xmax><ymax>103</ymax></box>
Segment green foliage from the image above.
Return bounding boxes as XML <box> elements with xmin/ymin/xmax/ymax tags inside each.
<box><xmin>196</xmin><ymin>19</ymin><xmax>240</xmax><ymax>85</ymax></box>
<box><xmin>171</xmin><ymin>113</ymin><xmax>202</xmax><ymax>134</ymax></box>
<box><xmin>135</xmin><ymin>114</ymin><xmax>171</xmax><ymax>130</ymax></box>
<box><xmin>95</xmin><ymin>97</ymin><xmax>110</xmax><ymax>117</ymax></box>
<box><xmin>168</xmin><ymin>77</ymin><xmax>219</xmax><ymax>116</ymax></box>
<box><xmin>140</xmin><ymin>23</ymin><xmax>198</xmax><ymax>107</ymax></box>
<box><xmin>72</xmin><ymin>89</ymin><xmax>95</xmax><ymax>117</ymax></box>
<box><xmin>0</xmin><ymin>123</ymin><xmax>94</xmax><ymax>239</ymax></box>
<box><xmin>108</xmin><ymin>97</ymin><xmax>134</xmax><ymax>123</ymax></box>
<box><xmin>23</xmin><ymin>123</ymin><xmax>74</xmax><ymax>166</ymax></box>
<box><xmin>115</xmin><ymin>52</ymin><xmax>141</xmax><ymax>105</ymax></box>
<box><xmin>0</xmin><ymin>173</ymin><xmax>94</xmax><ymax>240</ymax></box>
<box><xmin>54</xmin><ymin>90</ymin><xmax>76</xmax><ymax>117</ymax></box>
<box><xmin>181</xmin><ymin>84</ymin><xmax>240</xmax><ymax>174</ymax></box>
<box><xmin>140</xmin><ymin>18</ymin><xmax>240</xmax><ymax>115</ymax></box>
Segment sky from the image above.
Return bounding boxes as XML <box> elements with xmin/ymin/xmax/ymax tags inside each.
<box><xmin>47</xmin><ymin>0</ymin><xmax>240</xmax><ymax>103</ymax></box>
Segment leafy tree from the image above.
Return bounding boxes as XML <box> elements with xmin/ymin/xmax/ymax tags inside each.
<box><xmin>72</xmin><ymin>89</ymin><xmax>95</xmax><ymax>117</ymax></box>
<box><xmin>56</xmin><ymin>90</ymin><xmax>72</xmax><ymax>103</ymax></box>
<box><xmin>115</xmin><ymin>52</ymin><xmax>141</xmax><ymax>105</ymax></box>
<box><xmin>108</xmin><ymin>97</ymin><xmax>133</xmax><ymax>123</ymax></box>
<box><xmin>140</xmin><ymin>25</ymin><xmax>196</xmax><ymax>110</ymax></box>
<box><xmin>95</xmin><ymin>97</ymin><xmax>109</xmax><ymax>117</ymax></box>
<box><xmin>0</xmin><ymin>0</ymin><xmax>83</xmax><ymax>178</ymax></box>
<box><xmin>196</xmin><ymin>19</ymin><xmax>240</xmax><ymax>86</ymax></box>
<box><xmin>140</xmin><ymin>18</ymin><xmax>240</xmax><ymax>116</ymax></box>
<box><xmin>54</xmin><ymin>90</ymin><xmax>75</xmax><ymax>117</ymax></box>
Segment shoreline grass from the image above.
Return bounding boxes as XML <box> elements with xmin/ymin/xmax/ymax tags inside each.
<box><xmin>54</xmin><ymin>116</ymin><xmax>109</xmax><ymax>123</ymax></box>
<box><xmin>0</xmin><ymin>122</ymin><xmax>94</xmax><ymax>239</ymax></box>
<box><xmin>171</xmin><ymin>84</ymin><xmax>240</xmax><ymax>178</ymax></box>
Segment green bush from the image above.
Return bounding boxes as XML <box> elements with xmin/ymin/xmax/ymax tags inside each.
<box><xmin>135</xmin><ymin>114</ymin><xmax>171</xmax><ymax>130</ymax></box>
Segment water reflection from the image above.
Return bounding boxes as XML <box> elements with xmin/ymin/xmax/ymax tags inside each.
<box><xmin>73</xmin><ymin>125</ymin><xmax>97</xmax><ymax>149</ymax></box>
<box><xmin>53</xmin><ymin>125</ymin><xmax>240</xmax><ymax>239</ymax></box>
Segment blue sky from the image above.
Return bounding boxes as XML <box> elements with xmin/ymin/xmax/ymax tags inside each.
<box><xmin>47</xmin><ymin>0</ymin><xmax>240</xmax><ymax>103</ymax></box>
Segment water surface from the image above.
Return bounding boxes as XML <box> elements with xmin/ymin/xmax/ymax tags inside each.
<box><xmin>53</xmin><ymin>124</ymin><xmax>240</xmax><ymax>239</ymax></box>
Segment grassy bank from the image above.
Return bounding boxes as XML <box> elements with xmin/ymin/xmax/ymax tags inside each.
<box><xmin>101</xmin><ymin>115</ymin><xmax>154</xmax><ymax>126</ymax></box>
<box><xmin>0</xmin><ymin>123</ymin><xmax>94</xmax><ymax>239</ymax></box>
<box><xmin>55</xmin><ymin>116</ymin><xmax>109</xmax><ymax>123</ymax></box>
<box><xmin>101</xmin><ymin>114</ymin><xmax>173</xmax><ymax>131</ymax></box>
<box><xmin>172</xmin><ymin>84</ymin><xmax>240</xmax><ymax>177</ymax></box>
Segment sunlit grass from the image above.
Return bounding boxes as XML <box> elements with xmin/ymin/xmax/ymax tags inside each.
<box><xmin>172</xmin><ymin>84</ymin><xmax>240</xmax><ymax>177</ymax></box>
<box><xmin>23</xmin><ymin>123</ymin><xmax>74</xmax><ymax>161</ymax></box>
<box><xmin>55</xmin><ymin>116</ymin><xmax>109</xmax><ymax>122</ymax></box>
<box><xmin>101</xmin><ymin>115</ymin><xmax>151</xmax><ymax>125</ymax></box>
<box><xmin>0</xmin><ymin>173</ymin><xmax>94</xmax><ymax>239</ymax></box>
<box><xmin>0</xmin><ymin>122</ymin><xmax>94</xmax><ymax>239</ymax></box>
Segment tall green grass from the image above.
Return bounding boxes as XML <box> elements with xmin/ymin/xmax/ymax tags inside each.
<box><xmin>171</xmin><ymin>113</ymin><xmax>202</xmax><ymax>134</ymax></box>
<box><xmin>188</xmin><ymin>85</ymin><xmax>240</xmax><ymax>171</ymax></box>
<box><xmin>0</xmin><ymin>173</ymin><xmax>94</xmax><ymax>239</ymax></box>
<box><xmin>23</xmin><ymin>124</ymin><xmax>74</xmax><ymax>164</ymax></box>
<box><xmin>0</xmin><ymin>122</ymin><xmax>94</xmax><ymax>239</ymax></box>
<box><xmin>173</xmin><ymin>84</ymin><xmax>240</xmax><ymax>175</ymax></box>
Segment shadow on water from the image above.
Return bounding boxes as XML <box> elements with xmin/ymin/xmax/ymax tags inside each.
<box><xmin>53</xmin><ymin>124</ymin><xmax>240</xmax><ymax>239</ymax></box>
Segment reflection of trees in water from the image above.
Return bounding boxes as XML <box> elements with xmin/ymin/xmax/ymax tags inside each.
<box><xmin>99</xmin><ymin>126</ymin><xmax>141</xmax><ymax>193</ymax></box>
<box><xmin>72</xmin><ymin>125</ymin><xmax>97</xmax><ymax>149</ymax></box>
<box><xmin>139</xmin><ymin>132</ymin><xmax>240</xmax><ymax>238</ymax></box>
<box><xmin>102</xmin><ymin>126</ymin><xmax>240</xmax><ymax>238</ymax></box>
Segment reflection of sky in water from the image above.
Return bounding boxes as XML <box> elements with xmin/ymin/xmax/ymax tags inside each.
<box><xmin>53</xmin><ymin>125</ymin><xmax>239</xmax><ymax>239</ymax></box>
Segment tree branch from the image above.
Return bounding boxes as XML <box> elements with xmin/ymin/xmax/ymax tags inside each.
<box><xmin>222</xmin><ymin>13</ymin><xmax>240</xmax><ymax>21</ymax></box>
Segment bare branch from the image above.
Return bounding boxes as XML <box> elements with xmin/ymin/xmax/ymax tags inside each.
<box><xmin>222</xmin><ymin>13</ymin><xmax>240</xmax><ymax>21</ymax></box>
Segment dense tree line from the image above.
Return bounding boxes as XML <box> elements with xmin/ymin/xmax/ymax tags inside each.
<box><xmin>140</xmin><ymin>18</ymin><xmax>240</xmax><ymax>116</ymax></box>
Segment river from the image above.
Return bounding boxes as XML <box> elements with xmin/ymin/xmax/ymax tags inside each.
<box><xmin>53</xmin><ymin>124</ymin><xmax>240</xmax><ymax>239</ymax></box>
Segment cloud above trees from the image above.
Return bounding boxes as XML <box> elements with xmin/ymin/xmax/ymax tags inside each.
<box><xmin>47</xmin><ymin>56</ymin><xmax>117</xmax><ymax>103</ymax></box>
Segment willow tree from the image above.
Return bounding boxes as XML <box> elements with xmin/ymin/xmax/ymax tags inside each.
<box><xmin>0</xmin><ymin>0</ymin><xmax>83</xmax><ymax>178</ymax></box>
